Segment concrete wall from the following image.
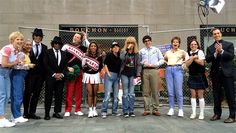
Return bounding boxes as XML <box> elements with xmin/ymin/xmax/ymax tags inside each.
<box><xmin>1</xmin><ymin>0</ymin><xmax>236</xmax><ymax>47</ymax></box>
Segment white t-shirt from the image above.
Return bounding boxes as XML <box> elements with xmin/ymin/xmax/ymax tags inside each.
<box><xmin>189</xmin><ymin>49</ymin><xmax>205</xmax><ymax>60</ymax></box>
<box><xmin>0</xmin><ymin>44</ymin><xmax>18</xmax><ymax>65</ymax></box>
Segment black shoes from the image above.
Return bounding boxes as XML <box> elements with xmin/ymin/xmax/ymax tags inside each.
<box><xmin>24</xmin><ymin>113</ymin><xmax>41</xmax><ymax>119</ymax></box>
<box><xmin>44</xmin><ymin>113</ymin><xmax>63</xmax><ymax>120</ymax></box>
<box><xmin>52</xmin><ymin>113</ymin><xmax>63</xmax><ymax>119</ymax></box>
<box><xmin>224</xmin><ymin>117</ymin><xmax>235</xmax><ymax>123</ymax></box>
<box><xmin>29</xmin><ymin>114</ymin><xmax>41</xmax><ymax>119</ymax></box>
<box><xmin>44</xmin><ymin>115</ymin><xmax>51</xmax><ymax>120</ymax></box>
<box><xmin>210</xmin><ymin>114</ymin><xmax>221</xmax><ymax>121</ymax></box>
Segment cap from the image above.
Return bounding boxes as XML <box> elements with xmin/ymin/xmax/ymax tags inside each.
<box><xmin>111</xmin><ymin>41</ymin><xmax>120</xmax><ymax>48</ymax></box>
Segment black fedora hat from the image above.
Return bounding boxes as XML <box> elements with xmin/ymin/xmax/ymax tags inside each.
<box><xmin>32</xmin><ymin>28</ymin><xmax>44</xmax><ymax>37</ymax></box>
<box><xmin>51</xmin><ymin>36</ymin><xmax>63</xmax><ymax>45</ymax></box>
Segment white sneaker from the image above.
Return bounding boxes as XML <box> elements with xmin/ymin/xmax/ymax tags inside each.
<box><xmin>64</xmin><ymin>112</ymin><xmax>70</xmax><ymax>117</ymax></box>
<box><xmin>190</xmin><ymin>114</ymin><xmax>196</xmax><ymax>119</ymax></box>
<box><xmin>74</xmin><ymin>111</ymin><xmax>84</xmax><ymax>116</ymax></box>
<box><xmin>0</xmin><ymin>119</ymin><xmax>15</xmax><ymax>128</ymax></box>
<box><xmin>167</xmin><ymin>108</ymin><xmax>174</xmax><ymax>116</ymax></box>
<box><xmin>178</xmin><ymin>110</ymin><xmax>184</xmax><ymax>117</ymax></box>
<box><xmin>13</xmin><ymin>116</ymin><xmax>28</xmax><ymax>123</ymax></box>
<box><xmin>88</xmin><ymin>111</ymin><xmax>93</xmax><ymax>118</ymax></box>
<box><xmin>101</xmin><ymin>112</ymin><xmax>107</xmax><ymax>119</ymax></box>
<box><xmin>93</xmin><ymin>110</ymin><xmax>98</xmax><ymax>117</ymax></box>
<box><xmin>198</xmin><ymin>112</ymin><xmax>204</xmax><ymax>120</ymax></box>
<box><xmin>112</xmin><ymin>113</ymin><xmax>121</xmax><ymax>117</ymax></box>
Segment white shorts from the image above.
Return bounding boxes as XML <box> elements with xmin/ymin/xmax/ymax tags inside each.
<box><xmin>82</xmin><ymin>72</ymin><xmax>101</xmax><ymax>84</ymax></box>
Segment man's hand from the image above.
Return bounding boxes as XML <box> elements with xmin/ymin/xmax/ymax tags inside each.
<box><xmin>82</xmin><ymin>31</ymin><xmax>87</xmax><ymax>40</ymax></box>
<box><xmin>54</xmin><ymin>73</ymin><xmax>63</xmax><ymax>80</ymax></box>
<box><xmin>214</xmin><ymin>42</ymin><xmax>223</xmax><ymax>54</ymax></box>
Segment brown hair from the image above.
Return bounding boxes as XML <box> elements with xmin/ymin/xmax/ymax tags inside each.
<box><xmin>171</xmin><ymin>36</ymin><xmax>181</xmax><ymax>44</ymax></box>
<box><xmin>187</xmin><ymin>39</ymin><xmax>201</xmax><ymax>53</ymax></box>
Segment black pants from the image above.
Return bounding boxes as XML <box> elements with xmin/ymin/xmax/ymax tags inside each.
<box><xmin>212</xmin><ymin>70</ymin><xmax>236</xmax><ymax>118</ymax></box>
<box><xmin>44</xmin><ymin>78</ymin><xmax>64</xmax><ymax>115</ymax></box>
<box><xmin>23</xmin><ymin>74</ymin><xmax>44</xmax><ymax>116</ymax></box>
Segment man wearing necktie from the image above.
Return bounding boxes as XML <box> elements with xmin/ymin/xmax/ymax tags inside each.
<box><xmin>206</xmin><ymin>28</ymin><xmax>236</xmax><ymax>123</ymax></box>
<box><xmin>43</xmin><ymin>36</ymin><xmax>67</xmax><ymax>120</ymax></box>
<box><xmin>23</xmin><ymin>28</ymin><xmax>47</xmax><ymax>119</ymax></box>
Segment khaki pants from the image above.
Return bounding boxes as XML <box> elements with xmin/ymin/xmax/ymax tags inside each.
<box><xmin>142</xmin><ymin>69</ymin><xmax>159</xmax><ymax>112</ymax></box>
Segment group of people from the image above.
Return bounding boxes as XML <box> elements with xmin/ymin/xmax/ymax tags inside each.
<box><xmin>0</xmin><ymin>28</ymin><xmax>90</xmax><ymax>127</ymax></box>
<box><xmin>0</xmin><ymin>27</ymin><xmax>235</xmax><ymax>128</ymax></box>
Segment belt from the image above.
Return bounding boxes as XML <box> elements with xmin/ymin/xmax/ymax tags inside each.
<box><xmin>0</xmin><ymin>64</ymin><xmax>10</xmax><ymax>69</ymax></box>
<box><xmin>143</xmin><ymin>67</ymin><xmax>157</xmax><ymax>69</ymax></box>
<box><xmin>167</xmin><ymin>64</ymin><xmax>181</xmax><ymax>67</ymax></box>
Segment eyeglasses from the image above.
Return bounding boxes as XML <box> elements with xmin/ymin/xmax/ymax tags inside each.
<box><xmin>144</xmin><ymin>39</ymin><xmax>151</xmax><ymax>43</ymax></box>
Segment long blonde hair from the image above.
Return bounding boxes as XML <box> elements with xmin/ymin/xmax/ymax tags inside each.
<box><xmin>122</xmin><ymin>36</ymin><xmax>139</xmax><ymax>53</ymax></box>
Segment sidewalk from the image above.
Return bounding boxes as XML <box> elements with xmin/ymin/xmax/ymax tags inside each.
<box><xmin>2</xmin><ymin>104</ymin><xmax>236</xmax><ymax>133</ymax></box>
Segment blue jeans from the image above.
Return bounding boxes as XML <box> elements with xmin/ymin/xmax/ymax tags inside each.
<box><xmin>0</xmin><ymin>67</ymin><xmax>11</xmax><ymax>116</ymax></box>
<box><xmin>165</xmin><ymin>66</ymin><xmax>184</xmax><ymax>109</ymax></box>
<box><xmin>10</xmin><ymin>69</ymin><xmax>27</xmax><ymax>118</ymax></box>
<box><xmin>121</xmin><ymin>75</ymin><xmax>135</xmax><ymax>114</ymax></box>
<box><xmin>101</xmin><ymin>72</ymin><xmax>119</xmax><ymax>114</ymax></box>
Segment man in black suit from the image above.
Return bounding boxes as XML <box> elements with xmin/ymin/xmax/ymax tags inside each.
<box><xmin>23</xmin><ymin>28</ymin><xmax>48</xmax><ymax>119</ymax></box>
<box><xmin>43</xmin><ymin>36</ymin><xmax>67</xmax><ymax>120</ymax></box>
<box><xmin>206</xmin><ymin>28</ymin><xmax>236</xmax><ymax>123</ymax></box>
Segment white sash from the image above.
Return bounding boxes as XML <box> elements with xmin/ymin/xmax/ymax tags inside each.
<box><xmin>83</xmin><ymin>56</ymin><xmax>100</xmax><ymax>71</ymax></box>
<box><xmin>65</xmin><ymin>44</ymin><xmax>84</xmax><ymax>63</ymax></box>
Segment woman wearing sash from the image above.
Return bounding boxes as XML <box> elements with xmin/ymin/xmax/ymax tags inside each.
<box><xmin>82</xmin><ymin>42</ymin><xmax>103</xmax><ymax>118</ymax></box>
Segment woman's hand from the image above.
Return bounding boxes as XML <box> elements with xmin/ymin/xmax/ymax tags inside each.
<box><xmin>28</xmin><ymin>63</ymin><xmax>35</xmax><ymax>68</ymax></box>
<box><xmin>68</xmin><ymin>67</ymin><xmax>74</xmax><ymax>72</ymax></box>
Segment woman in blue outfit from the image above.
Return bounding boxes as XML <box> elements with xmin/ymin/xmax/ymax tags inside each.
<box><xmin>119</xmin><ymin>36</ymin><xmax>141</xmax><ymax>118</ymax></box>
<box><xmin>164</xmin><ymin>36</ymin><xmax>189</xmax><ymax>117</ymax></box>
<box><xmin>10</xmin><ymin>35</ymin><xmax>35</xmax><ymax>124</ymax></box>
<box><xmin>0</xmin><ymin>32</ymin><xmax>23</xmax><ymax>127</ymax></box>
<box><xmin>101</xmin><ymin>42</ymin><xmax>121</xmax><ymax>119</ymax></box>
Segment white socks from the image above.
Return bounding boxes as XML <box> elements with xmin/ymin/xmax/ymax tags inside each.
<box><xmin>190</xmin><ymin>98</ymin><xmax>196</xmax><ymax>119</ymax></box>
<box><xmin>93</xmin><ymin>107</ymin><xmax>96</xmax><ymax>111</ymax></box>
<box><xmin>191</xmin><ymin>98</ymin><xmax>196</xmax><ymax>116</ymax></box>
<box><xmin>190</xmin><ymin>98</ymin><xmax>205</xmax><ymax>119</ymax></box>
<box><xmin>199</xmin><ymin>98</ymin><xmax>205</xmax><ymax>120</ymax></box>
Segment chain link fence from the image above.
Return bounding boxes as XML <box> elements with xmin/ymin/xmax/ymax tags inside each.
<box><xmin>150</xmin><ymin>27</ymin><xmax>215</xmax><ymax>105</ymax></box>
<box><xmin>18</xmin><ymin>25</ymin><xmax>149</xmax><ymax>106</ymax></box>
<box><xmin>18</xmin><ymin>26</ymin><xmax>220</xmax><ymax>107</ymax></box>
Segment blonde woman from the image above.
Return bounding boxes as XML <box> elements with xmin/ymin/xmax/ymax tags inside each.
<box><xmin>0</xmin><ymin>31</ymin><xmax>25</xmax><ymax>127</ymax></box>
<box><xmin>119</xmin><ymin>36</ymin><xmax>141</xmax><ymax>118</ymax></box>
